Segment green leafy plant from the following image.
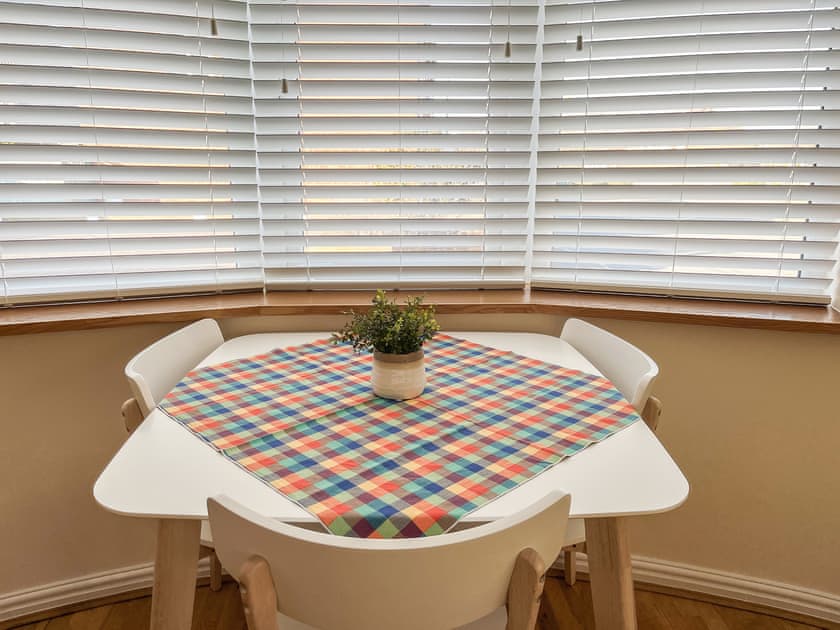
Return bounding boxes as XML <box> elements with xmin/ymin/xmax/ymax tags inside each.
<box><xmin>332</xmin><ymin>289</ymin><xmax>440</xmax><ymax>354</ymax></box>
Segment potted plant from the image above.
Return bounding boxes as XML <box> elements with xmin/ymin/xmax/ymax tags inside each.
<box><xmin>332</xmin><ymin>289</ymin><xmax>440</xmax><ymax>400</ymax></box>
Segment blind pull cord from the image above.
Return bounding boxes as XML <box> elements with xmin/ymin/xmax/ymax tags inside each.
<box><xmin>505</xmin><ymin>0</ymin><xmax>512</xmax><ymax>57</ymax></box>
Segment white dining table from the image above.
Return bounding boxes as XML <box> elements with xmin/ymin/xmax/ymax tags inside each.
<box><xmin>94</xmin><ymin>331</ymin><xmax>689</xmax><ymax>630</ymax></box>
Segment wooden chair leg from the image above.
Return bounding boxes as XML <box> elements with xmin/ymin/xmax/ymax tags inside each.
<box><xmin>239</xmin><ymin>556</ymin><xmax>278</xmax><ymax>630</ymax></box>
<box><xmin>506</xmin><ymin>548</ymin><xmax>546</xmax><ymax>630</ymax></box>
<box><xmin>209</xmin><ymin>550</ymin><xmax>223</xmax><ymax>592</ymax></box>
<box><xmin>563</xmin><ymin>549</ymin><xmax>577</xmax><ymax>586</ymax></box>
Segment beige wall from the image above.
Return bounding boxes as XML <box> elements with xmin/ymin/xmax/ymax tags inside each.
<box><xmin>1</xmin><ymin>314</ymin><xmax>838</xmax><ymax>597</ymax></box>
<box><xmin>590</xmin><ymin>319</ymin><xmax>840</xmax><ymax>593</ymax></box>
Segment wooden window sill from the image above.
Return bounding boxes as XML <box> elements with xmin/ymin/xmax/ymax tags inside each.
<box><xmin>1</xmin><ymin>290</ymin><xmax>839</xmax><ymax>336</ymax></box>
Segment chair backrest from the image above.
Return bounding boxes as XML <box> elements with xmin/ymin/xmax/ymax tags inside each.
<box><xmin>125</xmin><ymin>318</ymin><xmax>224</xmax><ymax>416</ymax></box>
<box><xmin>208</xmin><ymin>492</ymin><xmax>571</xmax><ymax>630</ymax></box>
<box><xmin>560</xmin><ymin>318</ymin><xmax>658</xmax><ymax>411</ymax></box>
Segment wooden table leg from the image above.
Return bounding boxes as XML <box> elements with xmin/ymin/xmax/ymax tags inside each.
<box><xmin>584</xmin><ymin>516</ymin><xmax>637</xmax><ymax>630</ymax></box>
<box><xmin>150</xmin><ymin>519</ymin><xmax>202</xmax><ymax>630</ymax></box>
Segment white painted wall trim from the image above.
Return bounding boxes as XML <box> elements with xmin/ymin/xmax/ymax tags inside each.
<box><xmin>564</xmin><ymin>554</ymin><xmax>840</xmax><ymax>625</ymax></box>
<box><xmin>0</xmin><ymin>559</ymin><xmax>210</xmax><ymax>623</ymax></box>
<box><xmin>3</xmin><ymin>554</ymin><xmax>838</xmax><ymax>625</ymax></box>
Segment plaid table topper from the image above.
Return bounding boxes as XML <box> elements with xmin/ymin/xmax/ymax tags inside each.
<box><xmin>160</xmin><ymin>334</ymin><xmax>640</xmax><ymax>538</ymax></box>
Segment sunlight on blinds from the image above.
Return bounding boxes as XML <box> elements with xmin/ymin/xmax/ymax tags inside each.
<box><xmin>251</xmin><ymin>0</ymin><xmax>538</xmax><ymax>288</ymax></box>
<box><xmin>533</xmin><ymin>0</ymin><xmax>840</xmax><ymax>303</ymax></box>
<box><xmin>0</xmin><ymin>0</ymin><xmax>261</xmax><ymax>305</ymax></box>
<box><xmin>1</xmin><ymin>0</ymin><xmax>838</xmax><ymax>305</ymax></box>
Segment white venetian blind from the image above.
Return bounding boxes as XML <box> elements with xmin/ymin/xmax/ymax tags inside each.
<box><xmin>534</xmin><ymin>0</ymin><xmax>840</xmax><ymax>303</ymax></box>
<box><xmin>251</xmin><ymin>0</ymin><xmax>538</xmax><ymax>289</ymax></box>
<box><xmin>0</xmin><ymin>0</ymin><xmax>260</xmax><ymax>305</ymax></box>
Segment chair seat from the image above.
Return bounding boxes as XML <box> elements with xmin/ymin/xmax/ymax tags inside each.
<box><xmin>276</xmin><ymin>606</ymin><xmax>508</xmax><ymax>630</ymax></box>
<box><xmin>563</xmin><ymin>518</ymin><xmax>586</xmax><ymax>546</ymax></box>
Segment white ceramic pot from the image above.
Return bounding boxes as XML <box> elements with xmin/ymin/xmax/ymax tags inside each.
<box><xmin>371</xmin><ymin>349</ymin><xmax>426</xmax><ymax>400</ymax></box>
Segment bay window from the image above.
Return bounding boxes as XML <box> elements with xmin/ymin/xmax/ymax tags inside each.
<box><xmin>1</xmin><ymin>0</ymin><xmax>837</xmax><ymax>306</ymax></box>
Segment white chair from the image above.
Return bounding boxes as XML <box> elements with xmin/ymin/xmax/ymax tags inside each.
<box><xmin>558</xmin><ymin>318</ymin><xmax>661</xmax><ymax>585</ymax></box>
<box><xmin>121</xmin><ymin>318</ymin><xmax>226</xmax><ymax>591</ymax></box>
<box><xmin>208</xmin><ymin>491</ymin><xmax>572</xmax><ymax>630</ymax></box>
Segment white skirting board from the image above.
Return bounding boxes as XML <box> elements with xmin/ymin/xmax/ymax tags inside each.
<box><xmin>0</xmin><ymin>558</ymin><xmax>210</xmax><ymax>623</ymax></box>
<box><xmin>2</xmin><ymin>555</ymin><xmax>838</xmax><ymax>624</ymax></box>
<box><xmin>556</xmin><ymin>553</ymin><xmax>840</xmax><ymax>625</ymax></box>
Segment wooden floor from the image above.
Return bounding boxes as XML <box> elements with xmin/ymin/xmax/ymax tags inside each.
<box><xmin>11</xmin><ymin>576</ymin><xmax>828</xmax><ymax>630</ymax></box>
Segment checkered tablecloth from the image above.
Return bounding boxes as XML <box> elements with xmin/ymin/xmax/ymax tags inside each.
<box><xmin>160</xmin><ymin>334</ymin><xmax>640</xmax><ymax>538</ymax></box>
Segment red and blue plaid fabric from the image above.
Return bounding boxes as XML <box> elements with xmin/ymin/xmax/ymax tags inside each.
<box><xmin>160</xmin><ymin>334</ymin><xmax>640</xmax><ymax>538</ymax></box>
